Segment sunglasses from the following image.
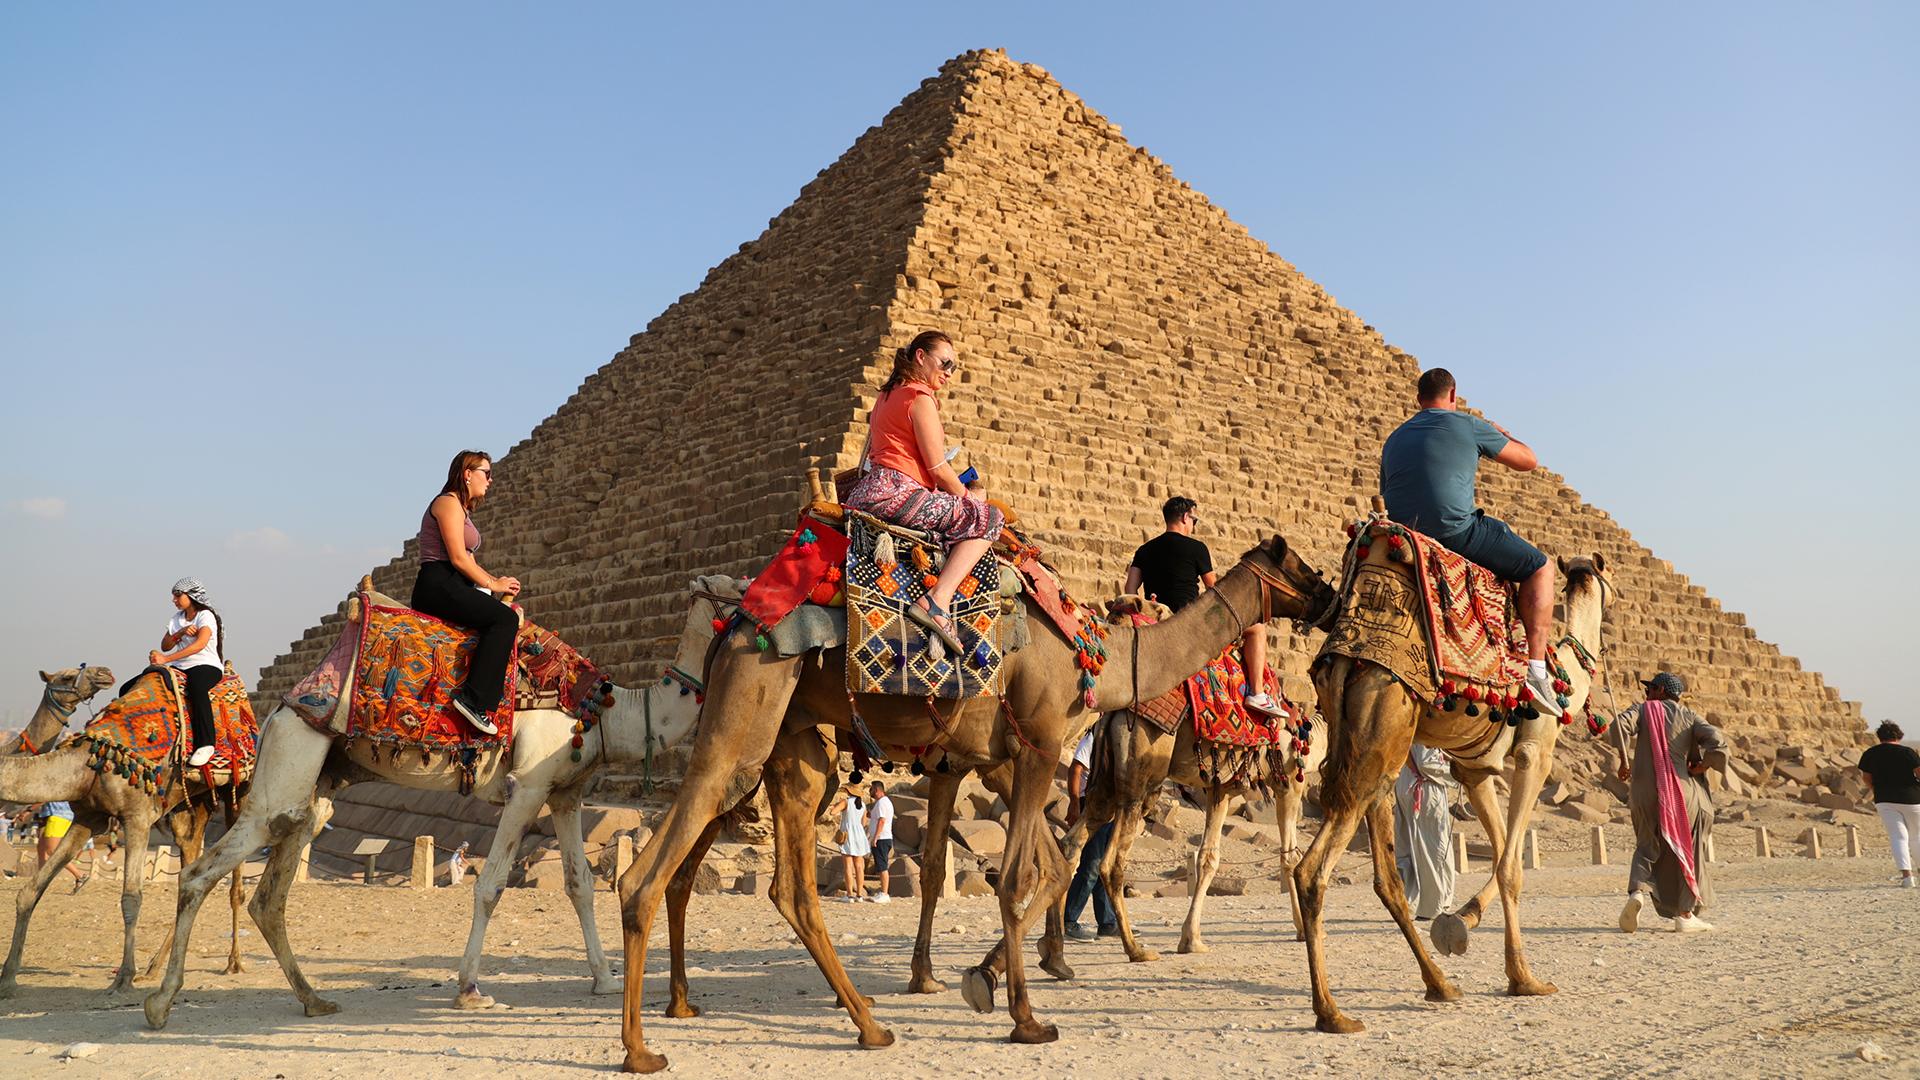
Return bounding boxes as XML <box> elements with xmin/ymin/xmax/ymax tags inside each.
<box><xmin>938</xmin><ymin>356</ymin><xmax>958</xmax><ymax>374</ymax></box>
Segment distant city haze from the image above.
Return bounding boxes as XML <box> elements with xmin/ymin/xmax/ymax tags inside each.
<box><xmin>1</xmin><ymin>5</ymin><xmax>1911</xmax><ymax>731</ymax></box>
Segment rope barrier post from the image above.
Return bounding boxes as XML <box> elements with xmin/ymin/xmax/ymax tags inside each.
<box><xmin>411</xmin><ymin>836</ymin><xmax>435</xmax><ymax>889</ymax></box>
<box><xmin>1523</xmin><ymin>828</ymin><xmax>1543</xmax><ymax>870</ymax></box>
<box><xmin>615</xmin><ymin>834</ymin><xmax>634</xmax><ymax>892</ymax></box>
<box><xmin>1754</xmin><ymin>825</ymin><xmax>1771</xmax><ymax>859</ymax></box>
<box><xmin>1803</xmin><ymin>827</ymin><xmax>1822</xmax><ymax>860</ymax></box>
<box><xmin>364</xmin><ymin>854</ymin><xmax>377</xmax><ymax>884</ymax></box>
<box><xmin>1452</xmin><ymin>831</ymin><xmax>1468</xmax><ymax>874</ymax></box>
<box><xmin>1846</xmin><ymin>824</ymin><xmax>1861</xmax><ymax>858</ymax></box>
<box><xmin>145</xmin><ymin>847</ymin><xmax>161</xmax><ymax>882</ymax></box>
<box><xmin>1590</xmin><ymin>825</ymin><xmax>1608</xmax><ymax>866</ymax></box>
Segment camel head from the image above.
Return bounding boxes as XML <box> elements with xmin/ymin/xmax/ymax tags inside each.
<box><xmin>39</xmin><ymin>663</ymin><xmax>116</xmax><ymax>713</ymax></box>
<box><xmin>1556</xmin><ymin>552</ymin><xmax>1613</xmax><ymax>614</ymax></box>
<box><xmin>1240</xmin><ymin>534</ymin><xmax>1341</xmax><ymax>631</ymax></box>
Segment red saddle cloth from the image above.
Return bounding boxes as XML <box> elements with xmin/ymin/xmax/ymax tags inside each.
<box><xmin>1391</xmin><ymin>523</ymin><xmax>1529</xmax><ymax>697</ymax></box>
<box><xmin>740</xmin><ymin>514</ymin><xmax>850</xmax><ymax>633</ymax></box>
<box><xmin>74</xmin><ymin>667</ymin><xmax>258</xmax><ymax>796</ymax></box>
<box><xmin>1185</xmin><ymin>644</ymin><xmax>1286</xmax><ymax>748</ymax></box>
<box><xmin>348</xmin><ymin>602</ymin><xmax>520</xmax><ymax>753</ymax></box>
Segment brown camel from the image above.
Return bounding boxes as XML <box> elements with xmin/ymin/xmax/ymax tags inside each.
<box><xmin>1294</xmin><ymin>550</ymin><xmax>1613</xmax><ymax>1033</ymax></box>
<box><xmin>5</xmin><ymin>666</ymin><xmax>119</xmax><ymax>756</ymax></box>
<box><xmin>0</xmin><ymin>671</ymin><xmax>250</xmax><ymax>997</ymax></box>
<box><xmin>614</xmin><ymin>535</ymin><xmax>1338</xmax><ymax>1072</ymax></box>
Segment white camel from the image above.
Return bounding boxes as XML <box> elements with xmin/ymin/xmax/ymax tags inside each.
<box><xmin>143</xmin><ymin>579</ymin><xmax>728</xmax><ymax>1026</ymax></box>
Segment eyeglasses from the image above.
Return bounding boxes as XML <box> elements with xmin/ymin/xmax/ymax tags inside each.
<box><xmin>938</xmin><ymin>356</ymin><xmax>958</xmax><ymax>374</ymax></box>
<box><xmin>473</xmin><ymin>468</ymin><xmax>492</xmax><ymax>477</ymax></box>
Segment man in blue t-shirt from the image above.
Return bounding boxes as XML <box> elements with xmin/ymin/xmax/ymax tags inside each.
<box><xmin>1379</xmin><ymin>368</ymin><xmax>1561</xmax><ymax>715</ymax></box>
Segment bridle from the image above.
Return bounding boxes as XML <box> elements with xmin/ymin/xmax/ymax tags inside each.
<box><xmin>22</xmin><ymin>665</ymin><xmax>99</xmax><ymax>755</ymax></box>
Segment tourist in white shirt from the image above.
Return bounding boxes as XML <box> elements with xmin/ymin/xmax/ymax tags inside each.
<box><xmin>864</xmin><ymin>782</ymin><xmax>895</xmax><ymax>904</ymax></box>
<box><xmin>837</xmin><ymin>791</ymin><xmax>871</xmax><ymax>902</ymax></box>
<box><xmin>124</xmin><ymin>578</ymin><xmax>226</xmax><ymax>767</ymax></box>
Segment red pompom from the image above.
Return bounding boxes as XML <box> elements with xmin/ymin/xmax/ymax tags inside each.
<box><xmin>1440</xmin><ymin>680</ymin><xmax>1456</xmax><ymax>694</ymax></box>
<box><xmin>923</xmin><ymin>574</ymin><xmax>939</xmax><ymax>589</ymax></box>
<box><xmin>1345</xmin><ymin>523</ymin><xmax>1358</xmax><ymax>538</ymax></box>
<box><xmin>570</xmin><ymin>734</ymin><xmax>584</xmax><ymax>748</ymax></box>
<box><xmin>1388</xmin><ymin>534</ymin><xmax>1404</xmax><ymax>548</ymax></box>
<box><xmin>1356</xmin><ymin>546</ymin><xmax>1371</xmax><ymax>560</ymax></box>
<box><xmin>1463</xmin><ymin>686</ymin><xmax>1481</xmax><ymax>702</ymax></box>
<box><xmin>710</xmin><ymin>617</ymin><xmax>727</xmax><ymax>633</ymax></box>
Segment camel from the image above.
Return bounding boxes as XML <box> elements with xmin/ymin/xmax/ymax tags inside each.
<box><xmin>1057</xmin><ymin>696</ymin><xmax>1328</xmax><ymax>963</ymax></box>
<box><xmin>5</xmin><ymin>665</ymin><xmax>119</xmax><ymax>756</ymax></box>
<box><xmin>0</xmin><ymin>666</ymin><xmax>253</xmax><ymax>997</ymax></box>
<box><xmin>612</xmin><ymin>535</ymin><xmax>1338</xmax><ymax>1073</ymax></box>
<box><xmin>1294</xmin><ymin>549</ymin><xmax>1613</xmax><ymax>1033</ymax></box>
<box><xmin>142</xmin><ymin>581</ymin><xmax>730</xmax><ymax>1028</ymax></box>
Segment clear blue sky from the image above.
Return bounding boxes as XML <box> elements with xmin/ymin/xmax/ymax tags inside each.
<box><xmin>2</xmin><ymin>3</ymin><xmax>1911</xmax><ymax>731</ymax></box>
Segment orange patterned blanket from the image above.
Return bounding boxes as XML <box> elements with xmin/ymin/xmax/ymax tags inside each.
<box><xmin>74</xmin><ymin>667</ymin><xmax>257</xmax><ymax>796</ymax></box>
<box><xmin>346</xmin><ymin>602</ymin><xmax>520</xmax><ymax>756</ymax></box>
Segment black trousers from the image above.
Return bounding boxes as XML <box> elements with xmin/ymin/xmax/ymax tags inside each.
<box><xmin>125</xmin><ymin>664</ymin><xmax>221</xmax><ymax>749</ymax></box>
<box><xmin>410</xmin><ymin>561</ymin><xmax>516</xmax><ymax>712</ymax></box>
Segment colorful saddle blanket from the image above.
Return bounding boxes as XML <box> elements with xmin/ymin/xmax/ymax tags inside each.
<box><xmin>845</xmin><ymin>513</ymin><xmax>1004</xmax><ymax>699</ymax></box>
<box><xmin>1317</xmin><ymin>519</ymin><xmax>1530</xmax><ymax>709</ymax></box>
<box><xmin>1186</xmin><ymin>644</ymin><xmax>1285</xmax><ymax>748</ymax></box>
<box><xmin>74</xmin><ymin>666</ymin><xmax>257</xmax><ymax>796</ymax></box>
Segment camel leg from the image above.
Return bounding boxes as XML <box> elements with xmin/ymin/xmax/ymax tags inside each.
<box><xmin>1362</xmin><ymin>794</ymin><xmax>1459</xmax><ymax>1002</ymax></box>
<box><xmin>244</xmin><ymin>797</ymin><xmax>333</xmax><ymax>1017</ymax></box>
<box><xmin>663</xmin><ymin>817</ymin><xmax>723</xmax><ymax>1018</ymax></box>
<box><xmin>1276</xmin><ymin>777</ymin><xmax>1307</xmax><ymax>942</ymax></box>
<box><xmin>984</xmin><ymin>746</ymin><xmax>1068</xmax><ymax>1044</ymax></box>
<box><xmin>221</xmin><ymin>792</ymin><xmax>247</xmax><ymax>976</ymax></box>
<box><xmin>141</xmin><ymin>802</ymin><xmax>207</xmax><ymax>981</ymax></box>
<box><xmin>110</xmin><ymin>809</ymin><xmax>159</xmax><ymax>992</ymax></box>
<box><xmin>0</xmin><ymin>818</ymin><xmax>95</xmax><ymax>998</ymax></box>
<box><xmin>1099</xmin><ymin>795</ymin><xmax>1157</xmax><ymax>962</ymax></box>
<box><xmin>146</xmin><ymin>715</ymin><xmax>332</xmax><ymax>1029</ymax></box>
<box><xmin>1040</xmin><ymin>807</ymin><xmax>1087</xmax><ymax>978</ymax></box>
<box><xmin>908</xmin><ymin>769</ymin><xmax>962</xmax><ymax>994</ymax></box>
<box><xmin>1495</xmin><ymin>731</ymin><xmax>1558</xmax><ymax>997</ymax></box>
<box><xmin>454</xmin><ymin>772</ymin><xmax>551</xmax><ymax>1008</ymax></box>
<box><xmin>1428</xmin><ymin>766</ymin><xmax>1507</xmax><ymax>957</ymax></box>
<box><xmin>1177</xmin><ymin>782</ymin><xmax>1232</xmax><ymax>954</ymax></box>
<box><xmin>759</xmin><ymin>725</ymin><xmax>893</xmax><ymax>1048</ymax></box>
<box><xmin>550</xmin><ymin>789</ymin><xmax>619</xmax><ymax>996</ymax></box>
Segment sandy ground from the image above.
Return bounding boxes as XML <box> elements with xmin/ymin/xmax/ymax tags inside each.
<box><xmin>0</xmin><ymin>846</ymin><xmax>1913</xmax><ymax>1079</ymax></box>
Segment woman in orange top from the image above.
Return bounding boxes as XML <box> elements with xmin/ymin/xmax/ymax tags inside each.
<box><xmin>844</xmin><ymin>330</ymin><xmax>1004</xmax><ymax>654</ymax></box>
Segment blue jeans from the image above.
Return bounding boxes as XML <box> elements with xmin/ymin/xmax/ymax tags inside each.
<box><xmin>1064</xmin><ymin>821</ymin><xmax>1117</xmax><ymax>930</ymax></box>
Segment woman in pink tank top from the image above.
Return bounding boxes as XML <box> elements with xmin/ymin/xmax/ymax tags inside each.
<box><xmin>409</xmin><ymin>449</ymin><xmax>522</xmax><ymax>735</ymax></box>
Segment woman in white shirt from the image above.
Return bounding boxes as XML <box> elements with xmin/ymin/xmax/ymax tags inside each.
<box><xmin>127</xmin><ymin>577</ymin><xmax>226</xmax><ymax>767</ymax></box>
<box><xmin>837</xmin><ymin>791</ymin><xmax>871</xmax><ymax>902</ymax></box>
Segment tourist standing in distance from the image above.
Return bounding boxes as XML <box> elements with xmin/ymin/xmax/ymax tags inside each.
<box><xmin>1123</xmin><ymin>496</ymin><xmax>1284</xmax><ymax>718</ymax></box>
<box><xmin>1392</xmin><ymin>742</ymin><xmax>1458</xmax><ymax>919</ymax></box>
<box><xmin>1062</xmin><ymin>728</ymin><xmax>1119</xmax><ymax>941</ymax></box>
<box><xmin>411</xmin><ymin>450</ymin><xmax>521</xmax><ymax>735</ymax></box>
<box><xmin>842</xmin><ymin>330</ymin><xmax>1005</xmax><ymax>656</ymax></box>
<box><xmin>27</xmin><ymin>802</ymin><xmax>88</xmax><ymax>890</ymax></box>
<box><xmin>1612</xmin><ymin>673</ymin><xmax>1726</xmax><ymax>932</ymax></box>
<box><xmin>1379</xmin><ymin>368</ymin><xmax>1562</xmax><ymax>714</ymax></box>
<box><xmin>864</xmin><ymin>781</ymin><xmax>895</xmax><ymax>903</ymax></box>
<box><xmin>1858</xmin><ymin>722</ymin><xmax>1920</xmax><ymax>888</ymax></box>
<box><xmin>836</xmin><ymin>788</ymin><xmax>870</xmax><ymax>902</ymax></box>
<box><xmin>129</xmin><ymin>578</ymin><xmax>227</xmax><ymax>767</ymax></box>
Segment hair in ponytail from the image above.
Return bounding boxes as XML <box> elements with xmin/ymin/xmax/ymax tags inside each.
<box><xmin>186</xmin><ymin>598</ymin><xmax>225</xmax><ymax>665</ymax></box>
<box><xmin>878</xmin><ymin>330</ymin><xmax>952</xmax><ymax>396</ymax></box>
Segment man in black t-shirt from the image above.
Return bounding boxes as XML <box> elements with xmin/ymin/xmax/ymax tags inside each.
<box><xmin>1123</xmin><ymin>496</ymin><xmax>1283</xmax><ymax>718</ymax></box>
<box><xmin>1859</xmin><ymin>721</ymin><xmax>1920</xmax><ymax>888</ymax></box>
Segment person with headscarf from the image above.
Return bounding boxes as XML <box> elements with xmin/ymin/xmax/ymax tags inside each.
<box><xmin>1392</xmin><ymin>741</ymin><xmax>1459</xmax><ymax>919</ymax></box>
<box><xmin>130</xmin><ymin>577</ymin><xmax>227</xmax><ymax>767</ymax></box>
<box><xmin>1611</xmin><ymin>672</ymin><xmax>1727</xmax><ymax>932</ymax></box>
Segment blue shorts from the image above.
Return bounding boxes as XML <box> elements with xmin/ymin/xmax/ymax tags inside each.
<box><xmin>871</xmin><ymin>839</ymin><xmax>894</xmax><ymax>870</ymax></box>
<box><xmin>1440</xmin><ymin>511</ymin><xmax>1547</xmax><ymax>583</ymax></box>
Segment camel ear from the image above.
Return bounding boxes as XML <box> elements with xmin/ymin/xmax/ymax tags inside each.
<box><xmin>39</xmin><ymin>670</ymin><xmax>52</xmax><ymax>682</ymax></box>
<box><xmin>1555</xmin><ymin>555</ymin><xmax>1569</xmax><ymax>575</ymax></box>
<box><xmin>1592</xmin><ymin>552</ymin><xmax>1606</xmax><ymax>573</ymax></box>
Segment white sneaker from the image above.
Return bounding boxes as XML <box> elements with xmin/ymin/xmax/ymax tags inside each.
<box><xmin>1619</xmin><ymin>892</ymin><xmax>1644</xmax><ymax>933</ymax></box>
<box><xmin>1671</xmin><ymin>914</ymin><xmax>1714</xmax><ymax>933</ymax></box>
<box><xmin>868</xmin><ymin>892</ymin><xmax>892</xmax><ymax>904</ymax></box>
<box><xmin>1244</xmin><ymin>692</ymin><xmax>1285</xmax><ymax>719</ymax></box>
<box><xmin>450</xmin><ymin>697</ymin><xmax>498</xmax><ymax>736</ymax></box>
<box><xmin>1524</xmin><ymin>669</ymin><xmax>1565</xmax><ymax>717</ymax></box>
<box><xmin>1900</xmin><ymin>876</ymin><xmax>1917</xmax><ymax>889</ymax></box>
<box><xmin>187</xmin><ymin>745</ymin><xmax>215</xmax><ymax>767</ymax></box>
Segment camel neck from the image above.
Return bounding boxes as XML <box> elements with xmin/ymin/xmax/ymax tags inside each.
<box><xmin>1555</xmin><ymin>583</ymin><xmax>1607</xmax><ymax>717</ymax></box>
<box><xmin>0</xmin><ymin>746</ymin><xmax>94</xmax><ymax>804</ymax></box>
<box><xmin>4</xmin><ymin>689</ymin><xmax>81</xmax><ymax>756</ymax></box>
<box><xmin>1092</xmin><ymin>560</ymin><xmax>1268</xmax><ymax>711</ymax></box>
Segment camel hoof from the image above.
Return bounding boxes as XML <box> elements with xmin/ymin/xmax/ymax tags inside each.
<box><xmin>1316</xmin><ymin>1012</ymin><xmax>1366</xmax><ymax>1034</ymax></box>
<box><xmin>591</xmin><ymin>976</ymin><xmax>621</xmax><ymax>996</ymax></box>
<box><xmin>1038</xmin><ymin>953</ymin><xmax>1075</xmax><ymax>982</ymax></box>
<box><xmin>907</xmin><ymin>974</ymin><xmax>948</xmax><ymax>994</ymax></box>
<box><xmin>959</xmin><ymin>966</ymin><xmax>997</xmax><ymax>1014</ymax></box>
<box><xmin>1130</xmin><ymin>949</ymin><xmax>1161</xmax><ymax>964</ymax></box>
<box><xmin>858</xmin><ymin>1027</ymin><xmax>895</xmax><ymax>1049</ymax></box>
<box><xmin>0</xmin><ymin>980</ymin><xmax>17</xmax><ymax>1001</ymax></box>
<box><xmin>622</xmin><ymin>1049</ymin><xmax>669</xmax><ymax>1074</ymax></box>
<box><xmin>223</xmin><ymin>959</ymin><xmax>244</xmax><ymax>976</ymax></box>
<box><xmin>1425</xmin><ymin>981</ymin><xmax>1462</xmax><ymax>1003</ymax></box>
<box><xmin>1009</xmin><ymin>1019</ymin><xmax>1059</xmax><ymax>1044</ymax></box>
<box><xmin>1509</xmin><ymin>979</ymin><xmax>1558</xmax><ymax>998</ymax></box>
<box><xmin>305</xmin><ymin>997</ymin><xmax>341</xmax><ymax>1017</ymax></box>
<box><xmin>664</xmin><ymin>1000</ymin><xmax>701</xmax><ymax>1019</ymax></box>
<box><xmin>143</xmin><ymin>993</ymin><xmax>172</xmax><ymax>1029</ymax></box>
<box><xmin>1176</xmin><ymin>939</ymin><xmax>1209</xmax><ymax>955</ymax></box>
<box><xmin>454</xmin><ymin>986</ymin><xmax>496</xmax><ymax>1010</ymax></box>
<box><xmin>1429</xmin><ymin>913</ymin><xmax>1470</xmax><ymax>957</ymax></box>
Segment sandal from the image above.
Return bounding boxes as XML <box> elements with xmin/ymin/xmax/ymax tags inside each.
<box><xmin>906</xmin><ymin>596</ymin><xmax>965</xmax><ymax>657</ymax></box>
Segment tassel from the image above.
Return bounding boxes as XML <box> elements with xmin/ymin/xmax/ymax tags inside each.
<box><xmin>873</xmin><ymin>531</ymin><xmax>896</xmax><ymax>567</ymax></box>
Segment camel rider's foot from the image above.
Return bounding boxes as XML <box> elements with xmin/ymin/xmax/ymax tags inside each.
<box><xmin>1619</xmin><ymin>891</ymin><xmax>1645</xmax><ymax>933</ymax></box>
<box><xmin>450</xmin><ymin>695</ymin><xmax>498</xmax><ymax>736</ymax></box>
<box><xmin>1244</xmin><ymin>692</ymin><xmax>1285</xmax><ymax>719</ymax></box>
<box><xmin>907</xmin><ymin>596</ymin><xmax>965</xmax><ymax>657</ymax></box>
<box><xmin>186</xmin><ymin>745</ymin><xmax>216</xmax><ymax>768</ymax></box>
<box><xmin>1525</xmin><ymin>662</ymin><xmax>1564</xmax><ymax>717</ymax></box>
<box><xmin>1671</xmin><ymin>913</ymin><xmax>1714</xmax><ymax>933</ymax></box>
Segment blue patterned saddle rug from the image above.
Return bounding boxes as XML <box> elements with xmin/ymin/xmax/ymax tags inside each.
<box><xmin>845</xmin><ymin>514</ymin><xmax>1005</xmax><ymax>699</ymax></box>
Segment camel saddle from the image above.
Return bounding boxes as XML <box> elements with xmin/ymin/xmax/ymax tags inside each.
<box><xmin>1316</xmin><ymin>519</ymin><xmax>1532</xmax><ymax>714</ymax></box>
<box><xmin>844</xmin><ymin>512</ymin><xmax>1006</xmax><ymax>699</ymax></box>
<box><xmin>71</xmin><ymin>664</ymin><xmax>257</xmax><ymax>797</ymax></box>
<box><xmin>1104</xmin><ymin>598</ymin><xmax>1287</xmax><ymax>747</ymax></box>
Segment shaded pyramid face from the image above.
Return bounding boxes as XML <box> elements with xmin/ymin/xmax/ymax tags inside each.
<box><xmin>257</xmin><ymin>50</ymin><xmax>1863</xmax><ymax>750</ymax></box>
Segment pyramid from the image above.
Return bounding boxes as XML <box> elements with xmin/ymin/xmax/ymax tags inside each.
<box><xmin>255</xmin><ymin>50</ymin><xmax>1866</xmax><ymax>752</ymax></box>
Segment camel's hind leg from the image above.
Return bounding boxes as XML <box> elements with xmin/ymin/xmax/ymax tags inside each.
<box><xmin>1099</xmin><ymin>791</ymin><xmax>1157</xmax><ymax>962</ymax></box>
<box><xmin>1275</xmin><ymin>774</ymin><xmax>1308</xmax><ymax>942</ymax></box>
<box><xmin>245</xmin><ymin>798</ymin><xmax>335</xmax><ymax>1018</ymax></box>
<box><xmin>1176</xmin><ymin>782</ymin><xmax>1232</xmax><ymax>954</ymax></box>
<box><xmin>908</xmin><ymin>770</ymin><xmax>963</xmax><ymax>994</ymax></box>
<box><xmin>663</xmin><ymin>816</ymin><xmax>723</xmax><ymax>1018</ymax></box>
<box><xmin>1429</xmin><ymin>765</ymin><xmax>1507</xmax><ymax>957</ymax></box>
<box><xmin>141</xmin><ymin>802</ymin><xmax>207</xmax><ymax>981</ymax></box>
<box><xmin>549</xmin><ymin>789</ymin><xmax>619</xmax><ymax>996</ymax></box>
<box><xmin>220</xmin><ymin>789</ymin><xmax>248</xmax><ymax>976</ymax></box>
<box><xmin>761</xmin><ymin>724</ymin><xmax>892</xmax><ymax>1047</ymax></box>
<box><xmin>453</xmin><ymin>769</ymin><xmax>551</xmax><ymax>1008</ymax></box>
<box><xmin>987</xmin><ymin>744</ymin><xmax>1071</xmax><ymax>1044</ymax></box>
<box><xmin>0</xmin><ymin>817</ymin><xmax>96</xmax><ymax>998</ymax></box>
<box><xmin>1362</xmin><ymin>794</ymin><xmax>1458</xmax><ymax>1002</ymax></box>
<box><xmin>108</xmin><ymin>807</ymin><xmax>161</xmax><ymax>992</ymax></box>
<box><xmin>1493</xmin><ymin>727</ymin><xmax>1560</xmax><ymax>997</ymax></box>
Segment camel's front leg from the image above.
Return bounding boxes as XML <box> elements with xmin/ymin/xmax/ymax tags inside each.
<box><xmin>760</xmin><ymin>725</ymin><xmax>893</xmax><ymax>1049</ymax></box>
<box><xmin>908</xmin><ymin>770</ymin><xmax>963</xmax><ymax>994</ymax></box>
<box><xmin>223</xmin><ymin>798</ymin><xmax>248</xmax><ymax>976</ymax></box>
<box><xmin>1429</xmin><ymin>765</ymin><xmax>1507</xmax><ymax>957</ymax></box>
<box><xmin>454</xmin><ymin>774</ymin><xmax>551</xmax><ymax>1009</ymax></box>
<box><xmin>550</xmin><ymin>790</ymin><xmax>619</xmax><ymax>996</ymax></box>
<box><xmin>0</xmin><ymin>818</ymin><xmax>95</xmax><ymax>998</ymax></box>
<box><xmin>142</xmin><ymin>801</ymin><xmax>208</xmax><ymax>981</ymax></box>
<box><xmin>1275</xmin><ymin>775</ymin><xmax>1307</xmax><ymax>941</ymax></box>
<box><xmin>1362</xmin><ymin>794</ymin><xmax>1459</xmax><ymax>1002</ymax></box>
<box><xmin>664</xmin><ymin>817</ymin><xmax>723</xmax><ymax>1018</ymax></box>
<box><xmin>1495</xmin><ymin>730</ymin><xmax>1559</xmax><ymax>997</ymax></box>
<box><xmin>1177</xmin><ymin>782</ymin><xmax>1232</xmax><ymax>954</ymax></box>
<box><xmin>111</xmin><ymin>809</ymin><xmax>159</xmax><ymax>992</ymax></box>
<box><xmin>1098</xmin><ymin>793</ymin><xmax>1157</xmax><ymax>963</ymax></box>
<box><xmin>989</xmin><ymin>746</ymin><xmax>1069</xmax><ymax>1045</ymax></box>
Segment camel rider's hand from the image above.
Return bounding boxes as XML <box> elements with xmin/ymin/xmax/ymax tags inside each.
<box><xmin>1687</xmin><ymin>760</ymin><xmax>1706</xmax><ymax>776</ymax></box>
<box><xmin>1617</xmin><ymin>765</ymin><xmax>1631</xmax><ymax>782</ymax></box>
<box><xmin>149</xmin><ymin>650</ymin><xmax>165</xmax><ymax>666</ymax></box>
<box><xmin>494</xmin><ymin>576</ymin><xmax>522</xmax><ymax>596</ymax></box>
